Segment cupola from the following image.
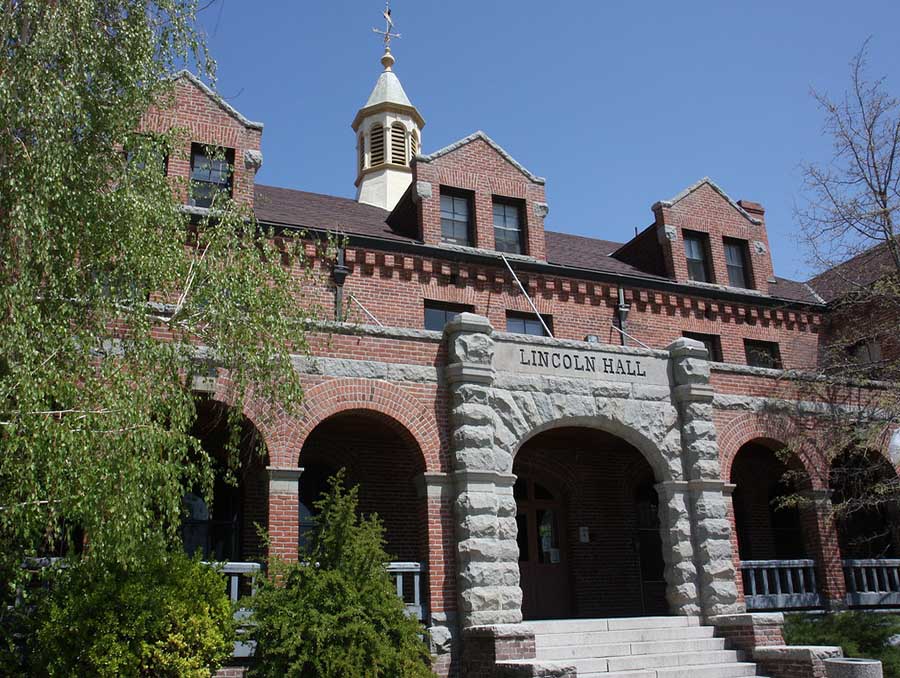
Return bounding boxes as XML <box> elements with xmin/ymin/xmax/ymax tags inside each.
<box><xmin>352</xmin><ymin>40</ymin><xmax>424</xmax><ymax>211</ymax></box>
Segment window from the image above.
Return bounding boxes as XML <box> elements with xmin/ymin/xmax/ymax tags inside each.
<box><xmin>724</xmin><ymin>238</ymin><xmax>751</xmax><ymax>288</ymax></box>
<box><xmin>440</xmin><ymin>189</ymin><xmax>472</xmax><ymax>246</ymax></box>
<box><xmin>125</xmin><ymin>134</ymin><xmax>168</xmax><ymax>177</ymax></box>
<box><xmin>744</xmin><ymin>339</ymin><xmax>782</xmax><ymax>369</ymax></box>
<box><xmin>190</xmin><ymin>144</ymin><xmax>233</xmax><ymax>208</ymax></box>
<box><xmin>506</xmin><ymin>311</ymin><xmax>552</xmax><ymax>336</ymax></box>
<box><xmin>493</xmin><ymin>198</ymin><xmax>524</xmax><ymax>254</ymax></box>
<box><xmin>369</xmin><ymin>124</ymin><xmax>385</xmax><ymax>166</ymax></box>
<box><xmin>424</xmin><ymin>301</ymin><xmax>474</xmax><ymax>331</ymax></box>
<box><xmin>683</xmin><ymin>231</ymin><xmax>711</xmax><ymax>283</ymax></box>
<box><xmin>390</xmin><ymin>123</ymin><xmax>407</xmax><ymax>165</ymax></box>
<box><xmin>683</xmin><ymin>332</ymin><xmax>723</xmax><ymax>362</ymax></box>
<box><xmin>849</xmin><ymin>339</ymin><xmax>882</xmax><ymax>366</ymax></box>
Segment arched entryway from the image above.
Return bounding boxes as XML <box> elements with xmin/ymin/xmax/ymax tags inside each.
<box><xmin>830</xmin><ymin>449</ymin><xmax>900</xmax><ymax>559</ymax></box>
<box><xmin>298</xmin><ymin>409</ymin><xmax>428</xmax><ymax>617</ymax></box>
<box><xmin>731</xmin><ymin>440</ymin><xmax>808</xmax><ymax>562</ymax></box>
<box><xmin>513</xmin><ymin>426</ymin><xmax>667</xmax><ymax>620</ymax></box>
<box><xmin>182</xmin><ymin>399</ymin><xmax>269</xmax><ymax>563</ymax></box>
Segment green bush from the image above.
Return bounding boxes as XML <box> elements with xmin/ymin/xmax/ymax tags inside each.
<box><xmin>785</xmin><ymin>611</ymin><xmax>900</xmax><ymax>678</ymax></box>
<box><xmin>248</xmin><ymin>471</ymin><xmax>434</xmax><ymax>678</ymax></box>
<box><xmin>26</xmin><ymin>549</ymin><xmax>236</xmax><ymax>677</ymax></box>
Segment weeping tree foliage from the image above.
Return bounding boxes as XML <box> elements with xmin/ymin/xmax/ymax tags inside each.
<box><xmin>0</xmin><ymin>0</ymin><xmax>325</xmax><ymax>601</ymax></box>
<box><xmin>781</xmin><ymin>39</ymin><xmax>900</xmax><ymax>543</ymax></box>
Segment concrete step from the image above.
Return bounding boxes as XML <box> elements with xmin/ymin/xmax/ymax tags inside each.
<box><xmin>528</xmin><ymin>616</ymin><xmax>701</xmax><ymax>635</ymax></box>
<box><xmin>582</xmin><ymin>662</ymin><xmax>761</xmax><ymax>678</ymax></box>
<box><xmin>607</xmin><ymin>650</ymin><xmax>739</xmax><ymax>672</ymax></box>
<box><xmin>536</xmin><ymin>636</ymin><xmax>726</xmax><ymax>660</ymax></box>
<box><xmin>534</xmin><ymin>624</ymin><xmax>716</xmax><ymax>649</ymax></box>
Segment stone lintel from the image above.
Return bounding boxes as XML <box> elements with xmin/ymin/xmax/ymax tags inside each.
<box><xmin>414</xmin><ymin>472</ymin><xmax>452</xmax><ymax>499</ymax></box>
<box><xmin>445</xmin><ymin>312</ymin><xmax>494</xmax><ymax>336</ymax></box>
<box><xmin>655</xmin><ymin>480</ymin><xmax>689</xmax><ymax>495</ymax></box>
<box><xmin>672</xmin><ymin>383</ymin><xmax>715</xmax><ymax>402</ymax></box>
<box><xmin>446</xmin><ymin>362</ymin><xmax>495</xmax><ymax>385</ymax></box>
<box><xmin>687</xmin><ymin>479</ymin><xmax>729</xmax><ymax>493</ymax></box>
<box><xmin>709</xmin><ymin>612</ymin><xmax>785</xmax><ymax>627</ymax></box>
<box><xmin>267</xmin><ymin>465</ymin><xmax>303</xmax><ymax>494</ymax></box>
<box><xmin>754</xmin><ymin>645</ymin><xmax>843</xmax><ymax>662</ymax></box>
<box><xmin>191</xmin><ymin>375</ymin><xmax>216</xmax><ymax>393</ymax></box>
<box><xmin>722</xmin><ymin>482</ymin><xmax>737</xmax><ymax>497</ymax></box>
<box><xmin>454</xmin><ymin>469</ymin><xmax>517</xmax><ymax>492</ymax></box>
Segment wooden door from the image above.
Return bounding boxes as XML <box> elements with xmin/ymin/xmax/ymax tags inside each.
<box><xmin>516</xmin><ymin>477</ymin><xmax>571</xmax><ymax>619</ymax></box>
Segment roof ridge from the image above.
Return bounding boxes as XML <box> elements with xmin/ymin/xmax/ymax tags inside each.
<box><xmin>172</xmin><ymin>70</ymin><xmax>264</xmax><ymax>131</ymax></box>
<box><xmin>417</xmin><ymin>130</ymin><xmax>545</xmax><ymax>184</ymax></box>
<box><xmin>652</xmin><ymin>176</ymin><xmax>762</xmax><ymax>226</ymax></box>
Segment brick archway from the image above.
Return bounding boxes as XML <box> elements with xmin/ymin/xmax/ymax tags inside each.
<box><xmin>717</xmin><ymin>413</ymin><xmax>822</xmax><ymax>488</ymax></box>
<box><xmin>289</xmin><ymin>378</ymin><xmax>443</xmax><ymax>472</ymax></box>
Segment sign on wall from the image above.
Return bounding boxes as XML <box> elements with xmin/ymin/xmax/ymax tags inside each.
<box><xmin>494</xmin><ymin>341</ymin><xmax>671</xmax><ymax>386</ymax></box>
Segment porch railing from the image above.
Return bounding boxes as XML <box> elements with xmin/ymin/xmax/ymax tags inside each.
<box><xmin>844</xmin><ymin>559</ymin><xmax>900</xmax><ymax>607</ymax></box>
<box><xmin>387</xmin><ymin>561</ymin><xmax>425</xmax><ymax>621</ymax></box>
<box><xmin>740</xmin><ymin>559</ymin><xmax>823</xmax><ymax>610</ymax></box>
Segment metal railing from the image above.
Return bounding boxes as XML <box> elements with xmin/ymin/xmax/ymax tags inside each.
<box><xmin>844</xmin><ymin>559</ymin><xmax>900</xmax><ymax>607</ymax></box>
<box><xmin>387</xmin><ymin>561</ymin><xmax>425</xmax><ymax>621</ymax></box>
<box><xmin>740</xmin><ymin>559</ymin><xmax>823</xmax><ymax>610</ymax></box>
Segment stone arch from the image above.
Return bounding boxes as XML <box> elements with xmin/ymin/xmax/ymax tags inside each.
<box><xmin>512</xmin><ymin>414</ymin><xmax>677</xmax><ymax>483</ymax></box>
<box><xmin>290</xmin><ymin>378</ymin><xmax>442</xmax><ymax>472</ymax></box>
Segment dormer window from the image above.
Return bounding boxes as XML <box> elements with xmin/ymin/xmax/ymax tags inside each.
<box><xmin>683</xmin><ymin>230</ymin><xmax>711</xmax><ymax>283</ymax></box>
<box><xmin>369</xmin><ymin>124</ymin><xmax>385</xmax><ymax>166</ymax></box>
<box><xmin>440</xmin><ymin>188</ymin><xmax>473</xmax><ymax>246</ymax></box>
<box><xmin>190</xmin><ymin>144</ymin><xmax>233</xmax><ymax>208</ymax></box>
<box><xmin>391</xmin><ymin>123</ymin><xmax>407</xmax><ymax>165</ymax></box>
<box><xmin>493</xmin><ymin>198</ymin><xmax>524</xmax><ymax>254</ymax></box>
<box><xmin>724</xmin><ymin>238</ymin><xmax>752</xmax><ymax>288</ymax></box>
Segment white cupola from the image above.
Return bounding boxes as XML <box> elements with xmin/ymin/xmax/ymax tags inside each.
<box><xmin>352</xmin><ymin>46</ymin><xmax>425</xmax><ymax>211</ymax></box>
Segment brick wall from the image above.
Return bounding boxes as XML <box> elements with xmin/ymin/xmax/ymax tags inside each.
<box><xmin>415</xmin><ymin>136</ymin><xmax>547</xmax><ymax>260</ymax></box>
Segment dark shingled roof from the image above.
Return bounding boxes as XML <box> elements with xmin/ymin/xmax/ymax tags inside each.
<box><xmin>253</xmin><ymin>183</ymin><xmax>820</xmax><ymax>305</ymax></box>
<box><xmin>254</xmin><ymin>184</ymin><xmax>407</xmax><ymax>242</ymax></box>
<box><xmin>807</xmin><ymin>240</ymin><xmax>899</xmax><ymax>303</ymax></box>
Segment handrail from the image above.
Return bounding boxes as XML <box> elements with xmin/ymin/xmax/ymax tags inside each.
<box><xmin>347</xmin><ymin>293</ymin><xmax>384</xmax><ymax>327</ymax></box>
<box><xmin>608</xmin><ymin>322</ymin><xmax>651</xmax><ymax>350</ymax></box>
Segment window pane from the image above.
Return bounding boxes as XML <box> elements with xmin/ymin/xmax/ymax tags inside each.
<box><xmin>745</xmin><ymin>340</ymin><xmax>782</xmax><ymax>369</ymax></box>
<box><xmin>725</xmin><ymin>241</ymin><xmax>748</xmax><ymax>288</ymax></box>
<box><xmin>424</xmin><ymin>307</ymin><xmax>447</xmax><ymax>331</ymax></box>
<box><xmin>506</xmin><ymin>317</ymin><xmax>525</xmax><ymax>334</ymax></box>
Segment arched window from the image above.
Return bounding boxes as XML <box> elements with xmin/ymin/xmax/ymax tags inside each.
<box><xmin>410</xmin><ymin>129</ymin><xmax>419</xmax><ymax>159</ymax></box>
<box><xmin>391</xmin><ymin>123</ymin><xmax>407</xmax><ymax>165</ymax></box>
<box><xmin>369</xmin><ymin>124</ymin><xmax>385</xmax><ymax>166</ymax></box>
<box><xmin>357</xmin><ymin>132</ymin><xmax>365</xmax><ymax>173</ymax></box>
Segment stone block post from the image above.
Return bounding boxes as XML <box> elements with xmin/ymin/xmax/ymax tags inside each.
<box><xmin>668</xmin><ymin>338</ymin><xmax>742</xmax><ymax>617</ymax></box>
<box><xmin>267</xmin><ymin>466</ymin><xmax>302</xmax><ymax>561</ymax></box>
<box><xmin>444</xmin><ymin>313</ymin><xmax>522</xmax><ymax>628</ymax></box>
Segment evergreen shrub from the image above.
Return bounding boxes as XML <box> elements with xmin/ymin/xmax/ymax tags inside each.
<box><xmin>248</xmin><ymin>471</ymin><xmax>434</xmax><ymax>678</ymax></box>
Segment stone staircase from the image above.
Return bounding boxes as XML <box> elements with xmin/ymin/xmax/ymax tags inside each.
<box><xmin>498</xmin><ymin>616</ymin><xmax>764</xmax><ymax>677</ymax></box>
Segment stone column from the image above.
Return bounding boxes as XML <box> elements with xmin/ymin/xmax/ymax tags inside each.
<box><xmin>801</xmin><ymin>489</ymin><xmax>847</xmax><ymax>609</ymax></box>
<box><xmin>656</xmin><ymin>480</ymin><xmax>702</xmax><ymax>616</ymax></box>
<box><xmin>668</xmin><ymin>338</ymin><xmax>742</xmax><ymax>617</ymax></box>
<box><xmin>444</xmin><ymin>313</ymin><xmax>522</xmax><ymax>628</ymax></box>
<box><xmin>267</xmin><ymin>466</ymin><xmax>302</xmax><ymax>561</ymax></box>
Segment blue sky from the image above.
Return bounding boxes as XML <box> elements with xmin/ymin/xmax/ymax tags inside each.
<box><xmin>199</xmin><ymin>1</ymin><xmax>900</xmax><ymax>281</ymax></box>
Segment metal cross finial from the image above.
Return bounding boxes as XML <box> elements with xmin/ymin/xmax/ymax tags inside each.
<box><xmin>372</xmin><ymin>0</ymin><xmax>401</xmax><ymax>49</ymax></box>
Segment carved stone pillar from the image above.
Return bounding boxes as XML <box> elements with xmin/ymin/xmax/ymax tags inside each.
<box><xmin>668</xmin><ymin>337</ymin><xmax>742</xmax><ymax>616</ymax></box>
<box><xmin>445</xmin><ymin>313</ymin><xmax>522</xmax><ymax>627</ymax></box>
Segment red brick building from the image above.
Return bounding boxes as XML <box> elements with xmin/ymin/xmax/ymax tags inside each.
<box><xmin>153</xmin><ymin>44</ymin><xmax>899</xmax><ymax>678</ymax></box>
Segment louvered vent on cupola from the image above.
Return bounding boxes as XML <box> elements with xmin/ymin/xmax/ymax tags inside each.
<box><xmin>410</xmin><ymin>130</ymin><xmax>419</xmax><ymax>159</ymax></box>
<box><xmin>391</xmin><ymin>123</ymin><xmax>407</xmax><ymax>165</ymax></box>
<box><xmin>370</xmin><ymin>124</ymin><xmax>385</xmax><ymax>166</ymax></box>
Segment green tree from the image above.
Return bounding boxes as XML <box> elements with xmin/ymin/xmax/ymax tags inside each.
<box><xmin>0</xmin><ymin>0</ymin><xmax>323</xmax><ymax>605</ymax></box>
<box><xmin>248</xmin><ymin>471</ymin><xmax>434</xmax><ymax>678</ymax></box>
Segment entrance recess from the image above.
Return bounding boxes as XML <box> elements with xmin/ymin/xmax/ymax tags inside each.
<box><xmin>515</xmin><ymin>476</ymin><xmax>571</xmax><ymax>619</ymax></box>
<box><xmin>514</xmin><ymin>426</ymin><xmax>668</xmax><ymax>619</ymax></box>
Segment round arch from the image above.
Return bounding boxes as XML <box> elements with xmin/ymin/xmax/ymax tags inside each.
<box><xmin>513</xmin><ymin>414</ymin><xmax>676</xmax><ymax>483</ymax></box>
<box><xmin>292</xmin><ymin>378</ymin><xmax>443</xmax><ymax>472</ymax></box>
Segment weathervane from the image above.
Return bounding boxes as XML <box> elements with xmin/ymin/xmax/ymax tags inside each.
<box><xmin>372</xmin><ymin>0</ymin><xmax>400</xmax><ymax>50</ymax></box>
